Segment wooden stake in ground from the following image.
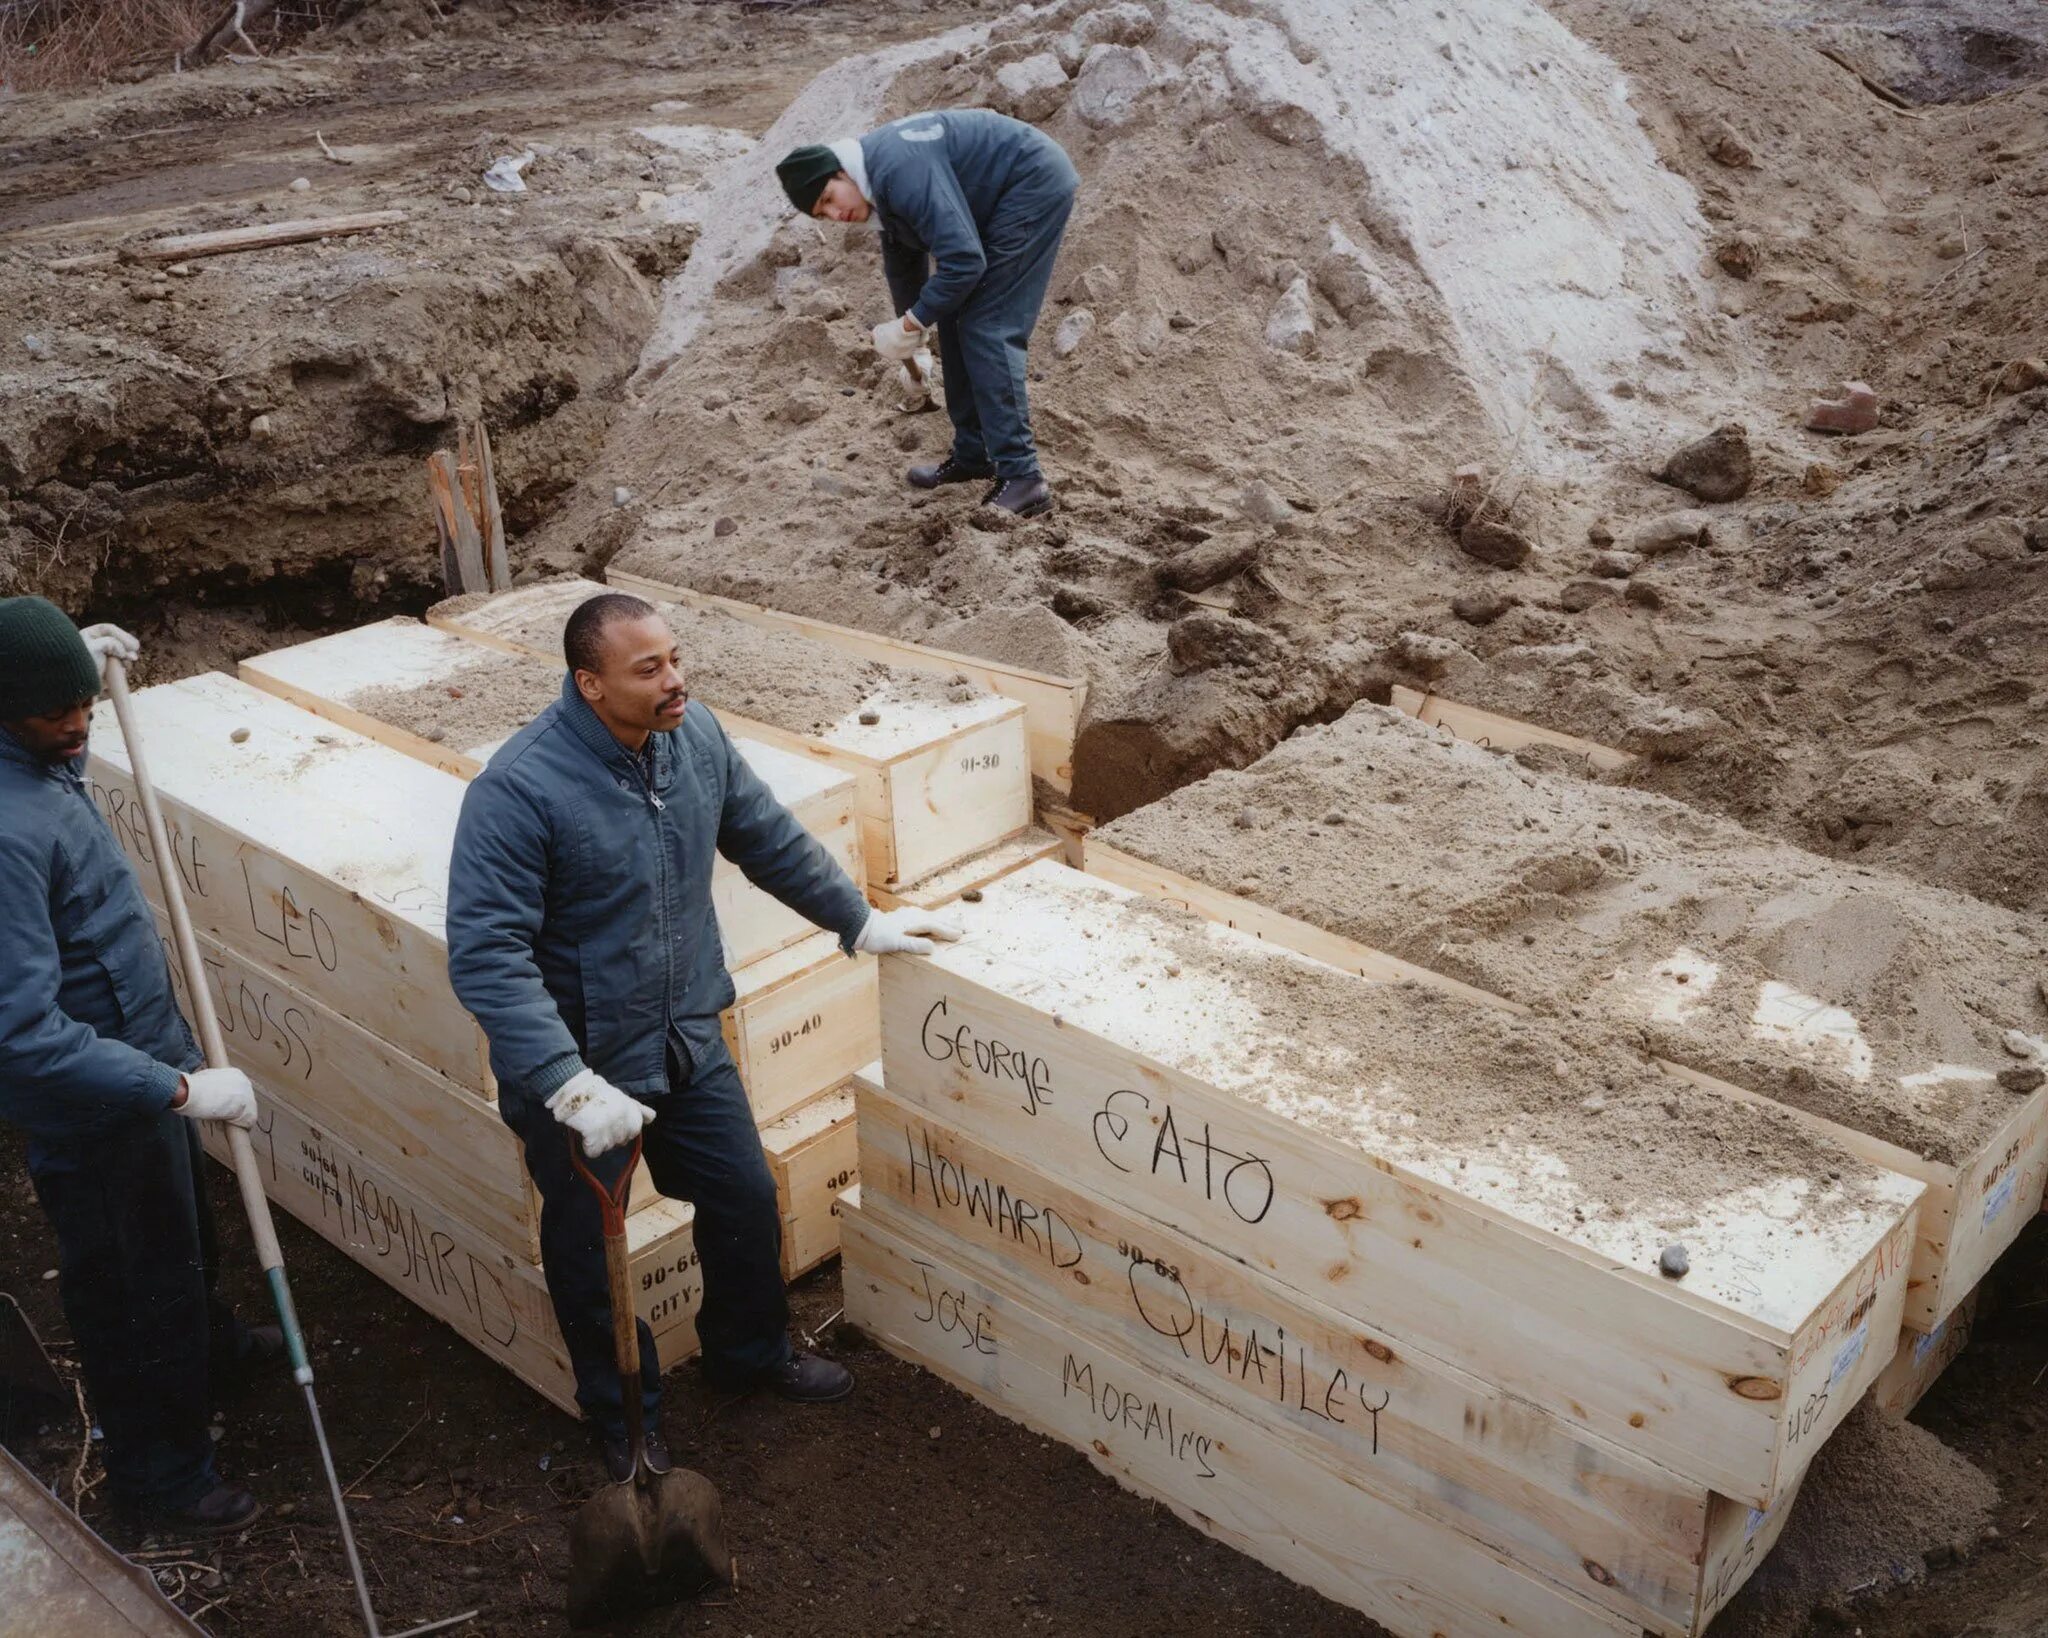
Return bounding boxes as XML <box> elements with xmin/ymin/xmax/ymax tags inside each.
<box><xmin>428</xmin><ymin>421</ymin><xmax>510</xmax><ymax>596</ymax></box>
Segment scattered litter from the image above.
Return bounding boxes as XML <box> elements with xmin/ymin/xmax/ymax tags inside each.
<box><xmin>482</xmin><ymin>151</ymin><xmax>536</xmax><ymax>194</ymax></box>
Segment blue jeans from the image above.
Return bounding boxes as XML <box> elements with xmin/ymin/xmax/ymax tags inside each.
<box><xmin>937</xmin><ymin>152</ymin><xmax>1079</xmax><ymax>480</ymax></box>
<box><xmin>504</xmin><ymin>1038</ymin><xmax>790</xmax><ymax>1440</ymax></box>
<box><xmin>29</xmin><ymin>1112</ymin><xmax>236</xmax><ymax>1512</ymax></box>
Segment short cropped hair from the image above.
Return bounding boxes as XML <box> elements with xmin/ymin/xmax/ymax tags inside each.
<box><xmin>563</xmin><ymin>592</ymin><xmax>657</xmax><ymax>676</ymax></box>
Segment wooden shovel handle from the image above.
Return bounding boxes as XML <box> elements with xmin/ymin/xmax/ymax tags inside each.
<box><xmin>569</xmin><ymin>1134</ymin><xmax>647</xmax><ymax>1460</ymax></box>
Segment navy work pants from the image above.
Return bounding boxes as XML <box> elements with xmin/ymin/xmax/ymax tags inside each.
<box><xmin>937</xmin><ymin>152</ymin><xmax>1080</xmax><ymax>480</ymax></box>
<box><xmin>505</xmin><ymin>1040</ymin><xmax>789</xmax><ymax>1440</ymax></box>
<box><xmin>28</xmin><ymin>1112</ymin><xmax>236</xmax><ymax>1513</ymax></box>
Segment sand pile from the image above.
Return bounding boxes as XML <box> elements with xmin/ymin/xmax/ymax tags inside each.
<box><xmin>1717</xmin><ymin>1403</ymin><xmax>1999</xmax><ymax>1638</ymax></box>
<box><xmin>534</xmin><ymin>0</ymin><xmax>1761</xmax><ymax>816</ymax></box>
<box><xmin>1095</xmin><ymin>704</ymin><xmax>2048</xmax><ymax>1163</ymax></box>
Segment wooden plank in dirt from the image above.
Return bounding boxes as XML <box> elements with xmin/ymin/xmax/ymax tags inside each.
<box><xmin>430</xmin><ymin>579</ymin><xmax>1031</xmax><ymax>885</ymax></box>
<box><xmin>606</xmin><ymin>566</ymin><xmax>1087</xmax><ymax>796</ymax></box>
<box><xmin>51</xmin><ymin>211</ymin><xmax>408</xmax><ymax>273</ymax></box>
<box><xmin>880</xmin><ymin>861</ymin><xmax>1925</xmax><ymax>1508</ymax></box>
<box><xmin>152</xmin><ymin>910</ymin><xmax>540</xmax><ymax>1259</ymax></box>
<box><xmin>1388</xmin><ymin>683</ymin><xmax>1635</xmax><ymax>772</ymax></box>
<box><xmin>841</xmin><ymin>1197</ymin><xmax>1643</xmax><ymax>1638</ymax></box>
<box><xmin>854</xmin><ymin>1070</ymin><xmax>1768</xmax><ymax>1636</ymax></box>
<box><xmin>238</xmin><ymin>618</ymin><xmax>867</xmax><ymax>970</ymax></box>
<box><xmin>204</xmin><ymin>1078</ymin><xmax>699</xmax><ymax>1415</ymax></box>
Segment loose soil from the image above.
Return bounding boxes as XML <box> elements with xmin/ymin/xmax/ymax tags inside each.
<box><xmin>1096</xmin><ymin>703</ymin><xmax>2048</xmax><ymax>1166</ymax></box>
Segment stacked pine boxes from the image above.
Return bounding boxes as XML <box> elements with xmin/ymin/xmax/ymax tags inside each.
<box><xmin>841</xmin><ymin>860</ymin><xmax>1936</xmax><ymax>1637</ymax></box>
<box><xmin>85</xmin><ymin>584</ymin><xmax>1043</xmax><ymax>1410</ymax></box>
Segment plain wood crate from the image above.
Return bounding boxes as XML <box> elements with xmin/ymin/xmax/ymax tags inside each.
<box><xmin>840</xmin><ymin>1195</ymin><xmax>1646</xmax><ymax>1638</ymax></box>
<box><xmin>88</xmin><ymin>674</ymin><xmax>490</xmax><ymax>1093</ymax></box>
<box><xmin>152</xmin><ymin>910</ymin><xmax>541</xmax><ymax>1259</ymax></box>
<box><xmin>96</xmin><ymin>676</ymin><xmax>874</xmax><ymax>1128</ymax></box>
<box><xmin>722</xmin><ymin>932</ymin><xmax>878</xmax><ymax>1127</ymax></box>
<box><xmin>239</xmin><ymin>619</ymin><xmax>866</xmax><ymax>972</ymax></box>
<box><xmin>606</xmin><ymin>567</ymin><xmax>1087</xmax><ymax>798</ymax></box>
<box><xmin>206</xmin><ymin>1076</ymin><xmax>699</xmax><ymax>1416</ymax></box>
<box><xmin>429</xmin><ymin>579</ymin><xmax>1032</xmax><ymax>886</ymax></box>
<box><xmin>1871</xmin><ymin>1288</ymin><xmax>1982</xmax><ymax>1421</ymax></box>
<box><xmin>880</xmin><ymin>861</ymin><xmax>1925</xmax><ymax>1509</ymax></box>
<box><xmin>628</xmin><ymin>1086</ymin><xmax>860</xmax><ymax>1281</ymax></box>
<box><xmin>852</xmin><ymin>1071</ymin><xmax>1792</xmax><ymax>1637</ymax></box>
<box><xmin>765</xmin><ymin>1087</ymin><xmax>859</xmax><ymax>1281</ymax></box>
<box><xmin>866</xmin><ymin>825</ymin><xmax>1063</xmax><ymax>912</ymax></box>
<box><xmin>1087</xmin><ymin>829</ymin><xmax>2048</xmax><ymax>1337</ymax></box>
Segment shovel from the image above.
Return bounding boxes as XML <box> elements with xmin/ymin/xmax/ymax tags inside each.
<box><xmin>565</xmin><ymin>1135</ymin><xmax>729</xmax><ymax>1628</ymax></box>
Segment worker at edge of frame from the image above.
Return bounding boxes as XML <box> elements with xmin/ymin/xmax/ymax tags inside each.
<box><xmin>778</xmin><ymin>108</ymin><xmax>1081</xmax><ymax>521</ymax></box>
<box><xmin>445</xmin><ymin>591</ymin><xmax>961</xmax><ymax>1484</ymax></box>
<box><xmin>0</xmin><ymin>595</ymin><xmax>284</xmax><ymax>1540</ymax></box>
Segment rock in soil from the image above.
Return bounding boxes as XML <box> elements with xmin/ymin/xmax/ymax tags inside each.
<box><xmin>1630</xmin><ymin>509</ymin><xmax>1714</xmax><ymax>556</ymax></box>
<box><xmin>1657</xmin><ymin>423</ymin><xmax>1754</xmax><ymax>502</ymax></box>
<box><xmin>1452</xmin><ymin>590</ymin><xmax>1517</xmax><ymax>626</ymax></box>
<box><xmin>1806</xmin><ymin>382</ymin><xmax>1880</xmax><ymax>435</ymax></box>
<box><xmin>1458</xmin><ymin>516</ymin><xmax>1533</xmax><ymax>568</ymax></box>
<box><xmin>1158</xmin><ymin>535</ymin><xmax>1259</xmax><ymax>593</ymax></box>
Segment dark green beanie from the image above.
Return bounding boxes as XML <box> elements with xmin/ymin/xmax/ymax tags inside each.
<box><xmin>0</xmin><ymin>596</ymin><xmax>101</xmax><ymax>720</ymax></box>
<box><xmin>776</xmin><ymin>144</ymin><xmax>842</xmax><ymax>215</ymax></box>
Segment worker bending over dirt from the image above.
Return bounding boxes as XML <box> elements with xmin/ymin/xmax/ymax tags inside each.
<box><xmin>447</xmin><ymin>593</ymin><xmax>959</xmax><ymax>1480</ymax></box>
<box><xmin>778</xmin><ymin>109</ymin><xmax>1080</xmax><ymax>520</ymax></box>
<box><xmin>0</xmin><ymin>597</ymin><xmax>279</xmax><ymax>1538</ymax></box>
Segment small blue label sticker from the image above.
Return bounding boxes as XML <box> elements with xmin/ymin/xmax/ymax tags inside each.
<box><xmin>1829</xmin><ymin>1321</ymin><xmax>1869</xmax><ymax>1387</ymax></box>
<box><xmin>1983</xmin><ymin>1172</ymin><xmax>2018</xmax><ymax>1229</ymax></box>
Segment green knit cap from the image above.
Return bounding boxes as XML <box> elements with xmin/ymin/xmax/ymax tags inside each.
<box><xmin>0</xmin><ymin>596</ymin><xmax>101</xmax><ymax>720</ymax></box>
<box><xmin>775</xmin><ymin>144</ymin><xmax>842</xmax><ymax>215</ymax></box>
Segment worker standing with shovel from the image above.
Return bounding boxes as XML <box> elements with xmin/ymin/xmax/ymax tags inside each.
<box><xmin>447</xmin><ymin>594</ymin><xmax>958</xmax><ymax>1487</ymax></box>
<box><xmin>778</xmin><ymin>109</ymin><xmax>1080</xmax><ymax>519</ymax></box>
<box><xmin>0</xmin><ymin>597</ymin><xmax>279</xmax><ymax>1538</ymax></box>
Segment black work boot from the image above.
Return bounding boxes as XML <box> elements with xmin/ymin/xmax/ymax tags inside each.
<box><xmin>982</xmin><ymin>474</ymin><xmax>1053</xmax><ymax>519</ymax></box>
<box><xmin>760</xmin><ymin>1351</ymin><xmax>854</xmax><ymax>1404</ymax></box>
<box><xmin>138</xmin><ymin>1483</ymin><xmax>262</xmax><ymax>1540</ymax></box>
<box><xmin>907</xmin><ymin>454</ymin><xmax>996</xmax><ymax>489</ymax></box>
<box><xmin>600</xmin><ymin>1429</ymin><xmax>672</xmax><ymax>1484</ymax></box>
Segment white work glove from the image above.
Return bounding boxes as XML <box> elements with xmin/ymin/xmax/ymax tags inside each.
<box><xmin>176</xmin><ymin>1066</ymin><xmax>257</xmax><ymax>1129</ymax></box>
<box><xmin>854</xmin><ymin>907</ymin><xmax>965</xmax><ymax>958</ymax></box>
<box><xmin>546</xmin><ymin>1068</ymin><xmax>656</xmax><ymax>1156</ymax></box>
<box><xmin>80</xmin><ymin>622</ymin><xmax>140</xmax><ymax>681</ymax></box>
<box><xmin>871</xmin><ymin>314</ymin><xmax>923</xmax><ymax>362</ymax></box>
<box><xmin>895</xmin><ymin>349</ymin><xmax>935</xmax><ymax>410</ymax></box>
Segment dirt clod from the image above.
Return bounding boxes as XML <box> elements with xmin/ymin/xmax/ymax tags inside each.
<box><xmin>1459</xmin><ymin>516</ymin><xmax>1534</xmax><ymax>568</ymax></box>
<box><xmin>1657</xmin><ymin>423</ymin><xmax>1754</xmax><ymax>502</ymax></box>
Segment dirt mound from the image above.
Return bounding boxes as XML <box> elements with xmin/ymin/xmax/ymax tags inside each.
<box><xmin>563</xmin><ymin>0</ymin><xmax>1769</xmax><ymax>817</ymax></box>
<box><xmin>1718</xmin><ymin>1403</ymin><xmax>2000</xmax><ymax>1638</ymax></box>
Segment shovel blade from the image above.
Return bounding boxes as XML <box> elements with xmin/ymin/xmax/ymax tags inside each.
<box><xmin>567</xmin><ymin>1466</ymin><xmax>729</xmax><ymax>1628</ymax></box>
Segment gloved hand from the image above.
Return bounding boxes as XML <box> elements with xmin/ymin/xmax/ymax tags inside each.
<box><xmin>546</xmin><ymin>1068</ymin><xmax>656</xmax><ymax>1156</ymax></box>
<box><xmin>854</xmin><ymin>907</ymin><xmax>964</xmax><ymax>958</ymax></box>
<box><xmin>176</xmin><ymin>1066</ymin><xmax>258</xmax><ymax>1129</ymax></box>
<box><xmin>871</xmin><ymin>314</ymin><xmax>923</xmax><ymax>362</ymax></box>
<box><xmin>895</xmin><ymin>349</ymin><xmax>935</xmax><ymax>410</ymax></box>
<box><xmin>80</xmin><ymin>622</ymin><xmax>140</xmax><ymax>681</ymax></box>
